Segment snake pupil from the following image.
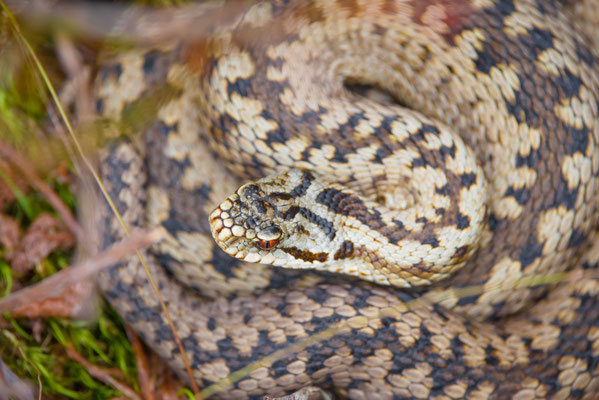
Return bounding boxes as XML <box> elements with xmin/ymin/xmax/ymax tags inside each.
<box><xmin>257</xmin><ymin>239</ymin><xmax>278</xmax><ymax>250</ymax></box>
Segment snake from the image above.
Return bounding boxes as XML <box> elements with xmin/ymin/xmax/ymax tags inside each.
<box><xmin>85</xmin><ymin>0</ymin><xmax>599</xmax><ymax>398</ymax></box>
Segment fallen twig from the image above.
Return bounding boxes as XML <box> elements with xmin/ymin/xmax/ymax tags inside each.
<box><xmin>0</xmin><ymin>227</ymin><xmax>165</xmax><ymax>314</ymax></box>
<box><xmin>126</xmin><ymin>325</ymin><xmax>155</xmax><ymax>400</ymax></box>
<box><xmin>0</xmin><ymin>142</ymin><xmax>84</xmax><ymax>241</ymax></box>
<box><xmin>55</xmin><ymin>32</ymin><xmax>94</xmax><ymax>123</ymax></box>
<box><xmin>10</xmin><ymin>280</ymin><xmax>95</xmax><ymax>319</ymax></box>
<box><xmin>66</xmin><ymin>344</ymin><xmax>141</xmax><ymax>400</ymax></box>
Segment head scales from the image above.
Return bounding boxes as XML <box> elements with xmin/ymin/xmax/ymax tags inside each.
<box><xmin>208</xmin><ymin>167</ymin><xmax>485</xmax><ymax>288</ymax></box>
<box><xmin>209</xmin><ymin>169</ymin><xmax>333</xmax><ymax>267</ymax></box>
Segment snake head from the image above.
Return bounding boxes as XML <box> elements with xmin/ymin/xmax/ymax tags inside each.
<box><xmin>209</xmin><ymin>169</ymin><xmax>332</xmax><ymax>267</ymax></box>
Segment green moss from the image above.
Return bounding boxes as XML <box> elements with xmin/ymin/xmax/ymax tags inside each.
<box><xmin>0</xmin><ymin>1</ymin><xmax>157</xmax><ymax>397</ymax></box>
<box><xmin>0</xmin><ymin>176</ymin><xmax>140</xmax><ymax>398</ymax></box>
<box><xmin>2</xmin><ymin>309</ymin><xmax>137</xmax><ymax>399</ymax></box>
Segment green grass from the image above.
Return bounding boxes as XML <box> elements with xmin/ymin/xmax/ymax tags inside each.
<box><xmin>0</xmin><ymin>9</ymin><xmax>139</xmax><ymax>391</ymax></box>
<box><xmin>2</xmin><ymin>310</ymin><xmax>137</xmax><ymax>399</ymax></box>
<box><xmin>0</xmin><ymin>0</ymin><xmax>194</xmax><ymax>396</ymax></box>
<box><xmin>0</xmin><ymin>177</ymin><xmax>139</xmax><ymax>399</ymax></box>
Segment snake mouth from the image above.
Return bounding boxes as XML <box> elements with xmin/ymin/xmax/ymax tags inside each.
<box><xmin>209</xmin><ymin>175</ymin><xmax>293</xmax><ymax>265</ymax></box>
<box><xmin>209</xmin><ymin>200</ymin><xmax>277</xmax><ymax>264</ymax></box>
<box><xmin>209</xmin><ymin>222</ymin><xmax>281</xmax><ymax>265</ymax></box>
<box><xmin>208</xmin><ymin>205</ymin><xmax>241</xmax><ymax>248</ymax></box>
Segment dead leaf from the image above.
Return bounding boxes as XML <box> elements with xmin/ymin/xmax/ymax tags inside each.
<box><xmin>123</xmin><ymin>327</ymin><xmax>187</xmax><ymax>400</ymax></box>
<box><xmin>10</xmin><ymin>212</ymin><xmax>75</xmax><ymax>276</ymax></box>
<box><xmin>126</xmin><ymin>325</ymin><xmax>155</xmax><ymax>400</ymax></box>
<box><xmin>156</xmin><ymin>371</ymin><xmax>187</xmax><ymax>400</ymax></box>
<box><xmin>0</xmin><ymin>228</ymin><xmax>164</xmax><ymax>316</ymax></box>
<box><xmin>11</xmin><ymin>280</ymin><xmax>96</xmax><ymax>319</ymax></box>
<box><xmin>137</xmin><ymin>342</ymin><xmax>187</xmax><ymax>400</ymax></box>
<box><xmin>53</xmin><ymin>160</ymin><xmax>75</xmax><ymax>186</ymax></box>
<box><xmin>0</xmin><ymin>160</ymin><xmax>28</xmax><ymax>210</ymax></box>
<box><xmin>0</xmin><ymin>214</ymin><xmax>21</xmax><ymax>258</ymax></box>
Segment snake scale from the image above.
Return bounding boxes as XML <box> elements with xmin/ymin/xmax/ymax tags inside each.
<box><xmin>86</xmin><ymin>0</ymin><xmax>599</xmax><ymax>398</ymax></box>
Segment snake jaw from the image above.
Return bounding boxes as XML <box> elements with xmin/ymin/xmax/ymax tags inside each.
<box><xmin>209</xmin><ymin>165</ymin><xmax>490</xmax><ymax>287</ymax></box>
<box><xmin>209</xmin><ymin>169</ymin><xmax>336</xmax><ymax>266</ymax></box>
<box><xmin>209</xmin><ymin>180</ymin><xmax>289</xmax><ymax>263</ymax></box>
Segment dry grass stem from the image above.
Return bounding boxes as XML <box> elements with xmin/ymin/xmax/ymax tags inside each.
<box><xmin>125</xmin><ymin>325</ymin><xmax>155</xmax><ymax>400</ymax></box>
<box><xmin>0</xmin><ymin>142</ymin><xmax>84</xmax><ymax>241</ymax></box>
<box><xmin>0</xmin><ymin>227</ymin><xmax>165</xmax><ymax>315</ymax></box>
<box><xmin>65</xmin><ymin>345</ymin><xmax>141</xmax><ymax>400</ymax></box>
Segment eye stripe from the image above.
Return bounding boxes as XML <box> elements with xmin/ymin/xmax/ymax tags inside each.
<box><xmin>281</xmin><ymin>246</ymin><xmax>328</xmax><ymax>262</ymax></box>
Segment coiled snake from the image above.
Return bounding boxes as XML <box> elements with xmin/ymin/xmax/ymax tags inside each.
<box><xmin>88</xmin><ymin>0</ymin><xmax>599</xmax><ymax>398</ymax></box>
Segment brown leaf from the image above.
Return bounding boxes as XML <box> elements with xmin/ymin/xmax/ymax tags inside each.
<box><xmin>126</xmin><ymin>325</ymin><xmax>155</xmax><ymax>400</ymax></box>
<box><xmin>155</xmin><ymin>371</ymin><xmax>187</xmax><ymax>400</ymax></box>
<box><xmin>11</xmin><ymin>280</ymin><xmax>96</xmax><ymax>319</ymax></box>
<box><xmin>0</xmin><ymin>214</ymin><xmax>21</xmax><ymax>258</ymax></box>
<box><xmin>0</xmin><ymin>180</ymin><xmax>15</xmax><ymax>209</ymax></box>
<box><xmin>0</xmin><ymin>143</ymin><xmax>84</xmax><ymax>241</ymax></box>
<box><xmin>53</xmin><ymin>160</ymin><xmax>75</xmax><ymax>186</ymax></box>
<box><xmin>127</xmin><ymin>322</ymin><xmax>189</xmax><ymax>400</ymax></box>
<box><xmin>142</xmin><ymin>346</ymin><xmax>187</xmax><ymax>400</ymax></box>
<box><xmin>10</xmin><ymin>213</ymin><xmax>75</xmax><ymax>276</ymax></box>
<box><xmin>0</xmin><ymin>160</ymin><xmax>28</xmax><ymax>210</ymax></box>
<box><xmin>0</xmin><ymin>228</ymin><xmax>164</xmax><ymax>316</ymax></box>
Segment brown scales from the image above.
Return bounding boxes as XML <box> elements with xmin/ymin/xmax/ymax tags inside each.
<box><xmin>90</xmin><ymin>0</ymin><xmax>599</xmax><ymax>398</ymax></box>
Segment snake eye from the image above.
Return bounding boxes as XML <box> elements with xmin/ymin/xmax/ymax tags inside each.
<box><xmin>257</xmin><ymin>239</ymin><xmax>279</xmax><ymax>250</ymax></box>
<box><xmin>256</xmin><ymin>226</ymin><xmax>282</xmax><ymax>250</ymax></box>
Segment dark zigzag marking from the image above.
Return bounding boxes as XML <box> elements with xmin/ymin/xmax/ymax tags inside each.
<box><xmin>298</xmin><ymin>207</ymin><xmax>336</xmax><ymax>240</ymax></box>
<box><xmin>289</xmin><ymin>171</ymin><xmax>315</xmax><ymax>197</ymax></box>
<box><xmin>315</xmin><ymin>188</ymin><xmax>385</xmax><ymax>230</ymax></box>
<box><xmin>315</xmin><ymin>188</ymin><xmax>411</xmax><ymax>245</ymax></box>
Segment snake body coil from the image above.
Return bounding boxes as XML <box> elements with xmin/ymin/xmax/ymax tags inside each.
<box><xmin>90</xmin><ymin>0</ymin><xmax>599</xmax><ymax>398</ymax></box>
